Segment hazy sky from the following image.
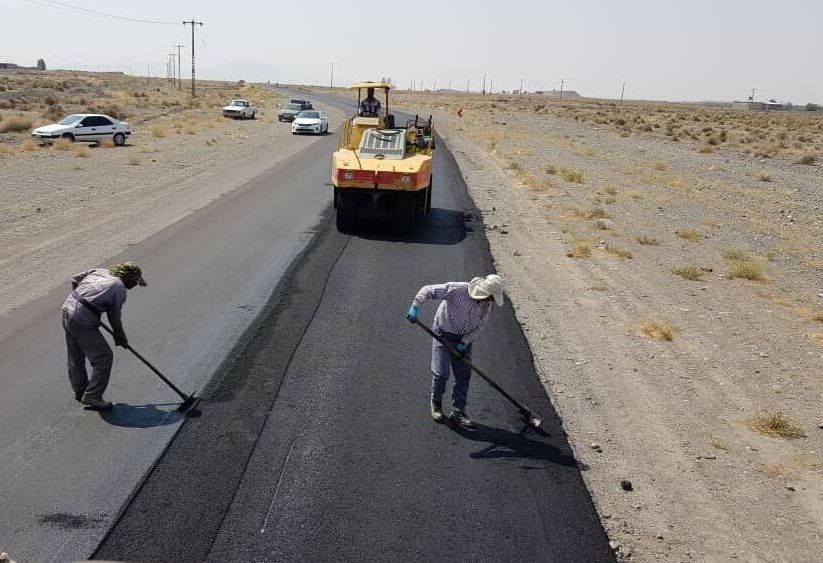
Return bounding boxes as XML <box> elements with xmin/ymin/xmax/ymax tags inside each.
<box><xmin>3</xmin><ymin>0</ymin><xmax>821</xmax><ymax>103</ymax></box>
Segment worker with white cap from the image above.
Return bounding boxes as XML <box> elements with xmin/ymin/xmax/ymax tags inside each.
<box><xmin>406</xmin><ymin>274</ymin><xmax>505</xmax><ymax>428</ymax></box>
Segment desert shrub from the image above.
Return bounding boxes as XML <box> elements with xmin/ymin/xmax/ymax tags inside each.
<box><xmin>672</xmin><ymin>266</ymin><xmax>703</xmax><ymax>280</ymax></box>
<box><xmin>676</xmin><ymin>228</ymin><xmax>702</xmax><ymax>242</ymax></box>
<box><xmin>727</xmin><ymin>260</ymin><xmax>764</xmax><ymax>281</ymax></box>
<box><xmin>797</xmin><ymin>154</ymin><xmax>816</xmax><ymax>165</ymax></box>
<box><xmin>640</xmin><ymin>322</ymin><xmax>676</xmax><ymax>341</ymax></box>
<box><xmin>636</xmin><ymin>234</ymin><xmax>659</xmax><ymax>246</ymax></box>
<box><xmin>0</xmin><ymin>116</ymin><xmax>32</xmax><ymax>133</ymax></box>
<box><xmin>746</xmin><ymin>413</ymin><xmax>804</xmax><ymax>438</ymax></box>
<box><xmin>566</xmin><ymin>240</ymin><xmax>592</xmax><ymax>258</ymax></box>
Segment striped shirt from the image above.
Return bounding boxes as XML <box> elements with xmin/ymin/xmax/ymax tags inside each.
<box><xmin>62</xmin><ymin>268</ymin><xmax>127</xmax><ymax>327</ymax></box>
<box><xmin>413</xmin><ymin>282</ymin><xmax>492</xmax><ymax>343</ymax></box>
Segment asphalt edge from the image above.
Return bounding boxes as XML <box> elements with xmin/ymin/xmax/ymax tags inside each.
<box><xmin>88</xmin><ymin>205</ymin><xmax>336</xmax><ymax>560</ymax></box>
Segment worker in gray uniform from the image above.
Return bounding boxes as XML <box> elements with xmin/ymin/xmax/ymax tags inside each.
<box><xmin>61</xmin><ymin>262</ymin><xmax>147</xmax><ymax>410</ymax></box>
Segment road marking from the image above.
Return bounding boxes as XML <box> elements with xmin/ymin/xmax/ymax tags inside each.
<box><xmin>259</xmin><ymin>437</ymin><xmax>297</xmax><ymax>534</ymax></box>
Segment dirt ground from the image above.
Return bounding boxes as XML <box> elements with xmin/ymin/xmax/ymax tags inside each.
<box><xmin>0</xmin><ymin>72</ymin><xmax>344</xmax><ymax>315</ymax></box>
<box><xmin>392</xmin><ymin>91</ymin><xmax>823</xmax><ymax>562</ymax></box>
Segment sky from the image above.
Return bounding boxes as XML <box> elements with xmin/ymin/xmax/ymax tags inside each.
<box><xmin>2</xmin><ymin>0</ymin><xmax>822</xmax><ymax>103</ymax></box>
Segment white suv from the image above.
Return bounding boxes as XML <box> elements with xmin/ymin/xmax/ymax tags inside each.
<box><xmin>31</xmin><ymin>114</ymin><xmax>132</xmax><ymax>146</ymax></box>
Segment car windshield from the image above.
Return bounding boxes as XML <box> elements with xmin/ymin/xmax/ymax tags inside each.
<box><xmin>229</xmin><ymin>100</ymin><xmax>246</xmax><ymax>106</ymax></box>
<box><xmin>298</xmin><ymin>111</ymin><xmax>320</xmax><ymax>119</ymax></box>
<box><xmin>58</xmin><ymin>115</ymin><xmax>83</xmax><ymax>125</ymax></box>
<box><xmin>285</xmin><ymin>104</ymin><xmax>303</xmax><ymax>111</ymax></box>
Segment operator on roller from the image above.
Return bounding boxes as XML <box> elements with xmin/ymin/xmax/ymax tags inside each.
<box><xmin>61</xmin><ymin>262</ymin><xmax>147</xmax><ymax>410</ymax></box>
<box><xmin>406</xmin><ymin>274</ymin><xmax>505</xmax><ymax>429</ymax></box>
<box><xmin>358</xmin><ymin>87</ymin><xmax>382</xmax><ymax>117</ymax></box>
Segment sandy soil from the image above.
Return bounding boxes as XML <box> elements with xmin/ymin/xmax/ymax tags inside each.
<box><xmin>0</xmin><ymin>87</ymin><xmax>344</xmax><ymax>316</ymax></box>
<box><xmin>393</xmin><ymin>92</ymin><xmax>823</xmax><ymax>562</ymax></box>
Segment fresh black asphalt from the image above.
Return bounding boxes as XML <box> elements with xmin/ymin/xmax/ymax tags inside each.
<box><xmin>93</xmin><ymin>93</ymin><xmax>614</xmax><ymax>562</ymax></box>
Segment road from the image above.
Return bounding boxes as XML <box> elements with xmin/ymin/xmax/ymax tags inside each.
<box><xmin>1</xmin><ymin>91</ymin><xmax>613</xmax><ymax>561</ymax></box>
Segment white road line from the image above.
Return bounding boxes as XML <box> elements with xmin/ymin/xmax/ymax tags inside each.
<box><xmin>259</xmin><ymin>438</ymin><xmax>297</xmax><ymax>534</ymax></box>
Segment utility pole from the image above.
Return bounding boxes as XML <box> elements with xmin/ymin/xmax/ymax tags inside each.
<box><xmin>519</xmin><ymin>78</ymin><xmax>524</xmax><ymax>97</ymax></box>
<box><xmin>466</xmin><ymin>79</ymin><xmax>470</xmax><ymax>93</ymax></box>
<box><xmin>489</xmin><ymin>79</ymin><xmax>494</xmax><ymax>94</ymax></box>
<box><xmin>559</xmin><ymin>78</ymin><xmax>565</xmax><ymax>100</ymax></box>
<box><xmin>183</xmin><ymin>19</ymin><xmax>204</xmax><ymax>97</ymax></box>
<box><xmin>169</xmin><ymin>53</ymin><xmax>177</xmax><ymax>87</ymax></box>
<box><xmin>482</xmin><ymin>73</ymin><xmax>486</xmax><ymax>96</ymax></box>
<box><xmin>329</xmin><ymin>62</ymin><xmax>334</xmax><ymax>89</ymax></box>
<box><xmin>448</xmin><ymin>79</ymin><xmax>451</xmax><ymax>91</ymax></box>
<box><xmin>174</xmin><ymin>44</ymin><xmax>185</xmax><ymax>90</ymax></box>
<box><xmin>620</xmin><ymin>81</ymin><xmax>626</xmax><ymax>104</ymax></box>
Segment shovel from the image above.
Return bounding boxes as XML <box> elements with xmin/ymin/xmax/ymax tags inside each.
<box><xmin>412</xmin><ymin>319</ymin><xmax>542</xmax><ymax>429</ymax></box>
<box><xmin>100</xmin><ymin>322</ymin><xmax>199</xmax><ymax>412</ymax></box>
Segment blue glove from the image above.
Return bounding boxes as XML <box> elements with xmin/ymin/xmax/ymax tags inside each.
<box><xmin>455</xmin><ymin>342</ymin><xmax>467</xmax><ymax>354</ymax></box>
<box><xmin>406</xmin><ymin>304</ymin><xmax>419</xmax><ymax>323</ymax></box>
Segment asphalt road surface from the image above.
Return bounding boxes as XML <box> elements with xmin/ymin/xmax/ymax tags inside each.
<box><xmin>2</xmin><ymin>91</ymin><xmax>613</xmax><ymax>561</ymax></box>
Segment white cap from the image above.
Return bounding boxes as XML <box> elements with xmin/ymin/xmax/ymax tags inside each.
<box><xmin>468</xmin><ymin>274</ymin><xmax>505</xmax><ymax>306</ymax></box>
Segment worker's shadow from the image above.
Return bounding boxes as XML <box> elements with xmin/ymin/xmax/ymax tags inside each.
<box><xmin>98</xmin><ymin>402</ymin><xmax>185</xmax><ymax>428</ymax></box>
<box><xmin>449</xmin><ymin>423</ymin><xmax>578</xmax><ymax>468</ymax></box>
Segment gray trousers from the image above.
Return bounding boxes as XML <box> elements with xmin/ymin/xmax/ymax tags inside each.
<box><xmin>430</xmin><ymin>331</ymin><xmax>473</xmax><ymax>413</ymax></box>
<box><xmin>62</xmin><ymin>312</ymin><xmax>113</xmax><ymax>400</ymax></box>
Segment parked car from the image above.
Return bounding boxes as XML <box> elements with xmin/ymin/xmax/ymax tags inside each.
<box><xmin>222</xmin><ymin>99</ymin><xmax>256</xmax><ymax>119</ymax></box>
<box><xmin>31</xmin><ymin>114</ymin><xmax>132</xmax><ymax>146</ymax></box>
<box><xmin>291</xmin><ymin>110</ymin><xmax>329</xmax><ymax>135</ymax></box>
<box><xmin>290</xmin><ymin>99</ymin><xmax>313</xmax><ymax>110</ymax></box>
<box><xmin>278</xmin><ymin>103</ymin><xmax>305</xmax><ymax>122</ymax></box>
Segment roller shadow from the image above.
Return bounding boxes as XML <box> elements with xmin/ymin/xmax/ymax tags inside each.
<box><xmin>448</xmin><ymin>422</ymin><xmax>578</xmax><ymax>468</ymax></box>
<box><xmin>98</xmin><ymin>402</ymin><xmax>185</xmax><ymax>428</ymax></box>
<box><xmin>353</xmin><ymin>208</ymin><xmax>472</xmax><ymax>245</ymax></box>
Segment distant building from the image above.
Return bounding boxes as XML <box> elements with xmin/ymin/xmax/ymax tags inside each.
<box><xmin>732</xmin><ymin>99</ymin><xmax>785</xmax><ymax>111</ymax></box>
<box><xmin>0</xmin><ymin>62</ymin><xmax>20</xmax><ymax>70</ymax></box>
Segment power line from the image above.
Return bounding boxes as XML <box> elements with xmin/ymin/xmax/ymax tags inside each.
<box><xmin>183</xmin><ymin>20</ymin><xmax>204</xmax><ymax>97</ymax></box>
<box><xmin>19</xmin><ymin>0</ymin><xmax>178</xmax><ymax>25</ymax></box>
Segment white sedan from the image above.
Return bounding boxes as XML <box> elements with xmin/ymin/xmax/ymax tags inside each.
<box><xmin>291</xmin><ymin>110</ymin><xmax>329</xmax><ymax>135</ymax></box>
<box><xmin>31</xmin><ymin>114</ymin><xmax>132</xmax><ymax>145</ymax></box>
<box><xmin>222</xmin><ymin>99</ymin><xmax>256</xmax><ymax>119</ymax></box>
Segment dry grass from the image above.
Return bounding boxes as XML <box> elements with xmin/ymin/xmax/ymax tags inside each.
<box><xmin>19</xmin><ymin>140</ymin><xmax>38</xmax><ymax>152</ymax></box>
<box><xmin>604</xmin><ymin>244</ymin><xmax>633</xmax><ymax>259</ymax></box>
<box><xmin>567</xmin><ymin>239</ymin><xmax>592</xmax><ymax>258</ymax></box>
<box><xmin>52</xmin><ymin>138</ymin><xmax>72</xmax><ymax>151</ymax></box>
<box><xmin>72</xmin><ymin>144</ymin><xmax>90</xmax><ymax>158</ymax></box>
<box><xmin>0</xmin><ymin>115</ymin><xmax>32</xmax><ymax>133</ymax></box>
<box><xmin>126</xmin><ymin>156</ymin><xmax>141</xmax><ymax>166</ymax></box>
<box><xmin>97</xmin><ymin>138</ymin><xmax>115</xmax><ymax>148</ymax></box>
<box><xmin>676</xmin><ymin>228</ymin><xmax>702</xmax><ymax>242</ymax></box>
<box><xmin>571</xmin><ymin>207</ymin><xmax>608</xmax><ymax>220</ymax></box>
<box><xmin>636</xmin><ymin>234</ymin><xmax>659</xmax><ymax>246</ymax></box>
<box><xmin>795</xmin><ymin>308</ymin><xmax>823</xmax><ymax>322</ymax></box>
<box><xmin>699</xmin><ymin>144</ymin><xmax>715</xmax><ymax>154</ymax></box>
<box><xmin>710</xmin><ymin>436</ymin><xmax>730</xmax><ymax>451</ymax></box>
<box><xmin>756</xmin><ymin>170</ymin><xmax>772</xmax><ymax>182</ymax></box>
<box><xmin>727</xmin><ymin>260</ymin><xmax>765</xmax><ymax>281</ymax></box>
<box><xmin>722</xmin><ymin>246</ymin><xmax>750</xmax><ymax>261</ymax></box>
<box><xmin>650</xmin><ymin>160</ymin><xmax>667</xmax><ymax>171</ymax></box>
<box><xmin>593</xmin><ymin>220</ymin><xmax>610</xmax><ymax>231</ymax></box>
<box><xmin>672</xmin><ymin>265</ymin><xmax>704</xmax><ymax>280</ymax></box>
<box><xmin>640</xmin><ymin>321</ymin><xmax>676</xmax><ymax>341</ymax></box>
<box><xmin>796</xmin><ymin>153</ymin><xmax>816</xmax><ymax>165</ymax></box>
<box><xmin>544</xmin><ymin>164</ymin><xmax>557</xmax><ymax>175</ymax></box>
<box><xmin>149</xmin><ymin>124</ymin><xmax>168</xmax><ymax>138</ymax></box>
<box><xmin>746</xmin><ymin>413</ymin><xmax>804</xmax><ymax>439</ymax></box>
<box><xmin>559</xmin><ymin>167</ymin><xmax>585</xmax><ymax>183</ymax></box>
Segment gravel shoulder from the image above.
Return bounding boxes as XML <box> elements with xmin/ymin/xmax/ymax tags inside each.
<box><xmin>0</xmin><ymin>98</ymin><xmax>344</xmax><ymax>316</ymax></box>
<box><xmin>397</xmin><ymin>93</ymin><xmax>823</xmax><ymax>562</ymax></box>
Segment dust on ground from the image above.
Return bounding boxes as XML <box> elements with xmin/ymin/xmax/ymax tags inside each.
<box><xmin>393</xmin><ymin>90</ymin><xmax>823</xmax><ymax>562</ymax></box>
<box><xmin>0</xmin><ymin>72</ymin><xmax>344</xmax><ymax>315</ymax></box>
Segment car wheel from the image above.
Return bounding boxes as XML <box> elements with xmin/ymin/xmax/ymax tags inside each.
<box><xmin>113</xmin><ymin>132</ymin><xmax>126</xmax><ymax>146</ymax></box>
<box><xmin>61</xmin><ymin>133</ymin><xmax>75</xmax><ymax>142</ymax></box>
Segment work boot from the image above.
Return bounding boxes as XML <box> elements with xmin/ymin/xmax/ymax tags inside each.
<box><xmin>449</xmin><ymin>410</ymin><xmax>476</xmax><ymax>429</ymax></box>
<box><xmin>430</xmin><ymin>399</ymin><xmax>444</xmax><ymax>423</ymax></box>
<box><xmin>81</xmin><ymin>396</ymin><xmax>113</xmax><ymax>411</ymax></box>
<box><xmin>73</xmin><ymin>388</ymin><xmax>86</xmax><ymax>402</ymax></box>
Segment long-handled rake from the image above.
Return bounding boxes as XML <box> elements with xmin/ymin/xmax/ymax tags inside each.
<box><xmin>412</xmin><ymin>319</ymin><xmax>542</xmax><ymax>429</ymax></box>
<box><xmin>101</xmin><ymin>322</ymin><xmax>199</xmax><ymax>412</ymax></box>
